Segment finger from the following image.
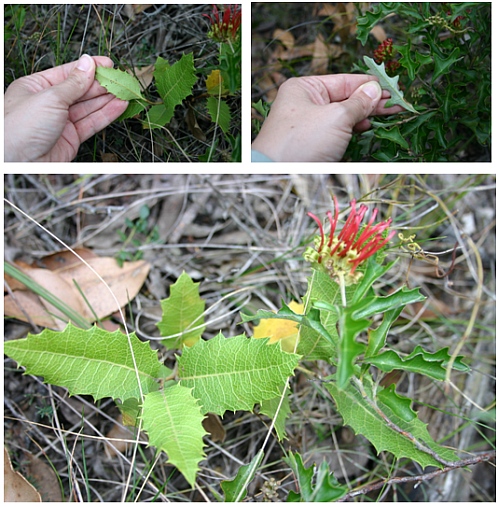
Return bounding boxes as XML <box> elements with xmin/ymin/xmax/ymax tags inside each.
<box><xmin>302</xmin><ymin>74</ymin><xmax>380</xmax><ymax>103</ymax></box>
<box><xmin>74</xmin><ymin>98</ymin><xmax>129</xmax><ymax>143</ymax></box>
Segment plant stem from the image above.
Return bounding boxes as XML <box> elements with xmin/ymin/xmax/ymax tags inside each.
<box><xmin>338</xmin><ymin>273</ymin><xmax>347</xmax><ymax>307</ymax></box>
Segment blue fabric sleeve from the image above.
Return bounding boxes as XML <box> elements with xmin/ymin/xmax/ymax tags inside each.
<box><xmin>251</xmin><ymin>149</ymin><xmax>274</xmax><ymax>162</ymax></box>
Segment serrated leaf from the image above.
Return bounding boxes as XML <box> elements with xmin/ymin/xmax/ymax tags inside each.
<box><xmin>95</xmin><ymin>66</ymin><xmax>145</xmax><ymax>102</ymax></box>
<box><xmin>363</xmin><ymin>56</ymin><xmax>418</xmax><ymax>114</ymax></box>
<box><xmin>284</xmin><ymin>452</ymin><xmax>348</xmax><ymax>502</ymax></box>
<box><xmin>326</xmin><ymin>381</ymin><xmax>458</xmax><ymax>468</ymax></box>
<box><xmin>4</xmin><ymin>324</ymin><xmax>164</xmax><ymax>401</ymax></box>
<box><xmin>221</xmin><ymin>451</ymin><xmax>264</xmax><ymax>502</ymax></box>
<box><xmin>178</xmin><ymin>333</ymin><xmax>299</xmax><ymax>415</ymax></box>
<box><xmin>260</xmin><ymin>388</ymin><xmax>291</xmax><ymax>441</ymax></box>
<box><xmin>366</xmin><ymin>346</ymin><xmax>469</xmax><ymax>381</ymax></box>
<box><xmin>153</xmin><ymin>54</ymin><xmax>197</xmax><ymax>124</ymax></box>
<box><xmin>157</xmin><ymin>272</ymin><xmax>205</xmax><ymax>349</ymax></box>
<box><xmin>141</xmin><ymin>385</ymin><xmax>207</xmax><ymax>487</ymax></box>
<box><xmin>206</xmin><ymin>96</ymin><xmax>231</xmax><ymax>133</ymax></box>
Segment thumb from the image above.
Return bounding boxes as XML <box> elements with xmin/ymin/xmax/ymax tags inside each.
<box><xmin>51</xmin><ymin>54</ymin><xmax>96</xmax><ymax>107</ymax></box>
<box><xmin>342</xmin><ymin>80</ymin><xmax>382</xmax><ymax>127</ymax></box>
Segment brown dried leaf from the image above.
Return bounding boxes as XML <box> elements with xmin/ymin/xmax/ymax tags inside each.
<box><xmin>127</xmin><ymin>64</ymin><xmax>155</xmax><ymax>89</ymax></box>
<box><xmin>37</xmin><ymin>248</ymin><xmax>97</xmax><ymax>271</ymax></box>
<box><xmin>4</xmin><ymin>448</ymin><xmax>41</xmax><ymax>502</ymax></box>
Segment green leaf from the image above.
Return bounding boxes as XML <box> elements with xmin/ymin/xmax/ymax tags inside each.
<box><xmin>432</xmin><ymin>47</ymin><xmax>462</xmax><ymax>83</ymax></box>
<box><xmin>363</xmin><ymin>56</ymin><xmax>419</xmax><ymax>114</ymax></box>
<box><xmin>351</xmin><ymin>257</ymin><xmax>397</xmax><ymax>305</ymax></box>
<box><xmin>351</xmin><ymin>286</ymin><xmax>426</xmax><ymax>320</ymax></box>
<box><xmin>4</xmin><ymin>324</ymin><xmax>164</xmax><ymax>401</ymax></box>
<box><xmin>178</xmin><ymin>333</ymin><xmax>299</xmax><ymax>415</ymax></box>
<box><xmin>337</xmin><ymin>308</ymin><xmax>369</xmax><ymax>388</ymax></box>
<box><xmin>116</xmin><ymin>99</ymin><xmax>148</xmax><ymax>121</ymax></box>
<box><xmin>154</xmin><ymin>54</ymin><xmax>197</xmax><ymax>124</ymax></box>
<box><xmin>206</xmin><ymin>97</ymin><xmax>231</xmax><ymax>133</ymax></box>
<box><xmin>366</xmin><ymin>306</ymin><xmax>404</xmax><ymax>358</ymax></box>
<box><xmin>365</xmin><ymin>346</ymin><xmax>469</xmax><ymax>381</ymax></box>
<box><xmin>395</xmin><ymin>44</ymin><xmax>433</xmax><ymax>81</ymax></box>
<box><xmin>325</xmin><ymin>381</ymin><xmax>458</xmax><ymax>468</ymax></box>
<box><xmin>221</xmin><ymin>451</ymin><xmax>264</xmax><ymax>502</ymax></box>
<box><xmin>374</xmin><ymin>125</ymin><xmax>409</xmax><ymax>150</ymax></box>
<box><xmin>143</xmin><ymin>103</ymin><xmax>171</xmax><ymax>130</ymax></box>
<box><xmin>157</xmin><ymin>272</ymin><xmax>205</xmax><ymax>349</ymax></box>
<box><xmin>95</xmin><ymin>66</ymin><xmax>145</xmax><ymax>102</ymax></box>
<box><xmin>260</xmin><ymin>388</ymin><xmax>291</xmax><ymax>441</ymax></box>
<box><xmin>141</xmin><ymin>385</ymin><xmax>207</xmax><ymax>487</ymax></box>
<box><xmin>377</xmin><ymin>384</ymin><xmax>416</xmax><ymax>423</ymax></box>
<box><xmin>284</xmin><ymin>452</ymin><xmax>348</xmax><ymax>502</ymax></box>
<box><xmin>356</xmin><ymin>3</ymin><xmax>399</xmax><ymax>45</ymax></box>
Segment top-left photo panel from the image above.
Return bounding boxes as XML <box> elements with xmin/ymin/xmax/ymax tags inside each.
<box><xmin>5</xmin><ymin>4</ymin><xmax>241</xmax><ymax>162</ymax></box>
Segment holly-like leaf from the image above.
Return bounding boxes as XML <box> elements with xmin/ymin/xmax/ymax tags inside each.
<box><xmin>95</xmin><ymin>66</ymin><xmax>145</xmax><ymax>102</ymax></box>
<box><xmin>363</xmin><ymin>56</ymin><xmax>419</xmax><ymax>113</ymax></box>
<box><xmin>205</xmin><ymin>69</ymin><xmax>228</xmax><ymax>96</ymax></box>
<box><xmin>117</xmin><ymin>99</ymin><xmax>148</xmax><ymax>121</ymax></box>
<box><xmin>157</xmin><ymin>271</ymin><xmax>205</xmax><ymax>349</ymax></box>
<box><xmin>4</xmin><ymin>324</ymin><xmax>165</xmax><ymax>401</ymax></box>
<box><xmin>365</xmin><ymin>346</ymin><xmax>469</xmax><ymax>381</ymax></box>
<box><xmin>141</xmin><ymin>385</ymin><xmax>207</xmax><ymax>487</ymax></box>
<box><xmin>178</xmin><ymin>333</ymin><xmax>299</xmax><ymax>415</ymax></box>
<box><xmin>153</xmin><ymin>54</ymin><xmax>197</xmax><ymax>124</ymax></box>
<box><xmin>326</xmin><ymin>380</ymin><xmax>458</xmax><ymax>469</ymax></box>
<box><xmin>206</xmin><ymin>96</ymin><xmax>231</xmax><ymax>134</ymax></box>
<box><xmin>285</xmin><ymin>452</ymin><xmax>348</xmax><ymax>502</ymax></box>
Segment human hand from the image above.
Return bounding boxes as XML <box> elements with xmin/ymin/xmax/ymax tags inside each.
<box><xmin>4</xmin><ymin>55</ymin><xmax>129</xmax><ymax>162</ymax></box>
<box><xmin>251</xmin><ymin>74</ymin><xmax>405</xmax><ymax>162</ymax></box>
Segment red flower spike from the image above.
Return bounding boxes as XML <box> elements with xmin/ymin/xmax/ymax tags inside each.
<box><xmin>205</xmin><ymin>4</ymin><xmax>241</xmax><ymax>43</ymax></box>
<box><xmin>304</xmin><ymin>198</ymin><xmax>395</xmax><ymax>285</ymax></box>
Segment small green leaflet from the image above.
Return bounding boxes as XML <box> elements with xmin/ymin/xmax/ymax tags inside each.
<box><xmin>95</xmin><ymin>66</ymin><xmax>145</xmax><ymax>102</ymax></box>
<box><xmin>157</xmin><ymin>271</ymin><xmax>205</xmax><ymax>349</ymax></box>
<box><xmin>363</xmin><ymin>56</ymin><xmax>419</xmax><ymax>114</ymax></box>
<box><xmin>141</xmin><ymin>385</ymin><xmax>207</xmax><ymax>487</ymax></box>
<box><xmin>260</xmin><ymin>387</ymin><xmax>291</xmax><ymax>441</ymax></box>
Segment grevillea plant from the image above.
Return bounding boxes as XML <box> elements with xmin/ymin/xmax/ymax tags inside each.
<box><xmin>348</xmin><ymin>1</ymin><xmax>491</xmax><ymax>161</ymax></box>
<box><xmin>5</xmin><ymin>196</ymin><xmax>472</xmax><ymax>500</ymax></box>
<box><xmin>95</xmin><ymin>4</ymin><xmax>241</xmax><ymax>160</ymax></box>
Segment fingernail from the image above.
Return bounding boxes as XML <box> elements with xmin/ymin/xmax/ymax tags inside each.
<box><xmin>76</xmin><ymin>54</ymin><xmax>92</xmax><ymax>71</ymax></box>
<box><xmin>361</xmin><ymin>81</ymin><xmax>381</xmax><ymax>100</ymax></box>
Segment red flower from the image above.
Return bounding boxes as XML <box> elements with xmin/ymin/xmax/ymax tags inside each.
<box><xmin>204</xmin><ymin>4</ymin><xmax>241</xmax><ymax>43</ymax></box>
<box><xmin>373</xmin><ymin>38</ymin><xmax>400</xmax><ymax>77</ymax></box>
<box><xmin>304</xmin><ymin>197</ymin><xmax>396</xmax><ymax>285</ymax></box>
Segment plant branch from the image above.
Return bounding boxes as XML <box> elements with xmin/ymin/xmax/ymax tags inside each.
<box><xmin>336</xmin><ymin>450</ymin><xmax>496</xmax><ymax>502</ymax></box>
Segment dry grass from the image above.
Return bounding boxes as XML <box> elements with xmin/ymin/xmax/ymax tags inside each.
<box><xmin>4</xmin><ymin>174</ymin><xmax>495</xmax><ymax>501</ymax></box>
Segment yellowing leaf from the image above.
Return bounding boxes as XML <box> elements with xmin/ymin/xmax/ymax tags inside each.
<box><xmin>253</xmin><ymin>301</ymin><xmax>303</xmax><ymax>353</ymax></box>
<box><xmin>205</xmin><ymin>69</ymin><xmax>228</xmax><ymax>96</ymax></box>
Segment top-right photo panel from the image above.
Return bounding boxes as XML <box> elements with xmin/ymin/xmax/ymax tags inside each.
<box><xmin>251</xmin><ymin>3</ymin><xmax>491</xmax><ymax>162</ymax></box>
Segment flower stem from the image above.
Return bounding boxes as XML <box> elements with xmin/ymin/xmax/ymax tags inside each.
<box><xmin>338</xmin><ymin>273</ymin><xmax>347</xmax><ymax>307</ymax></box>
